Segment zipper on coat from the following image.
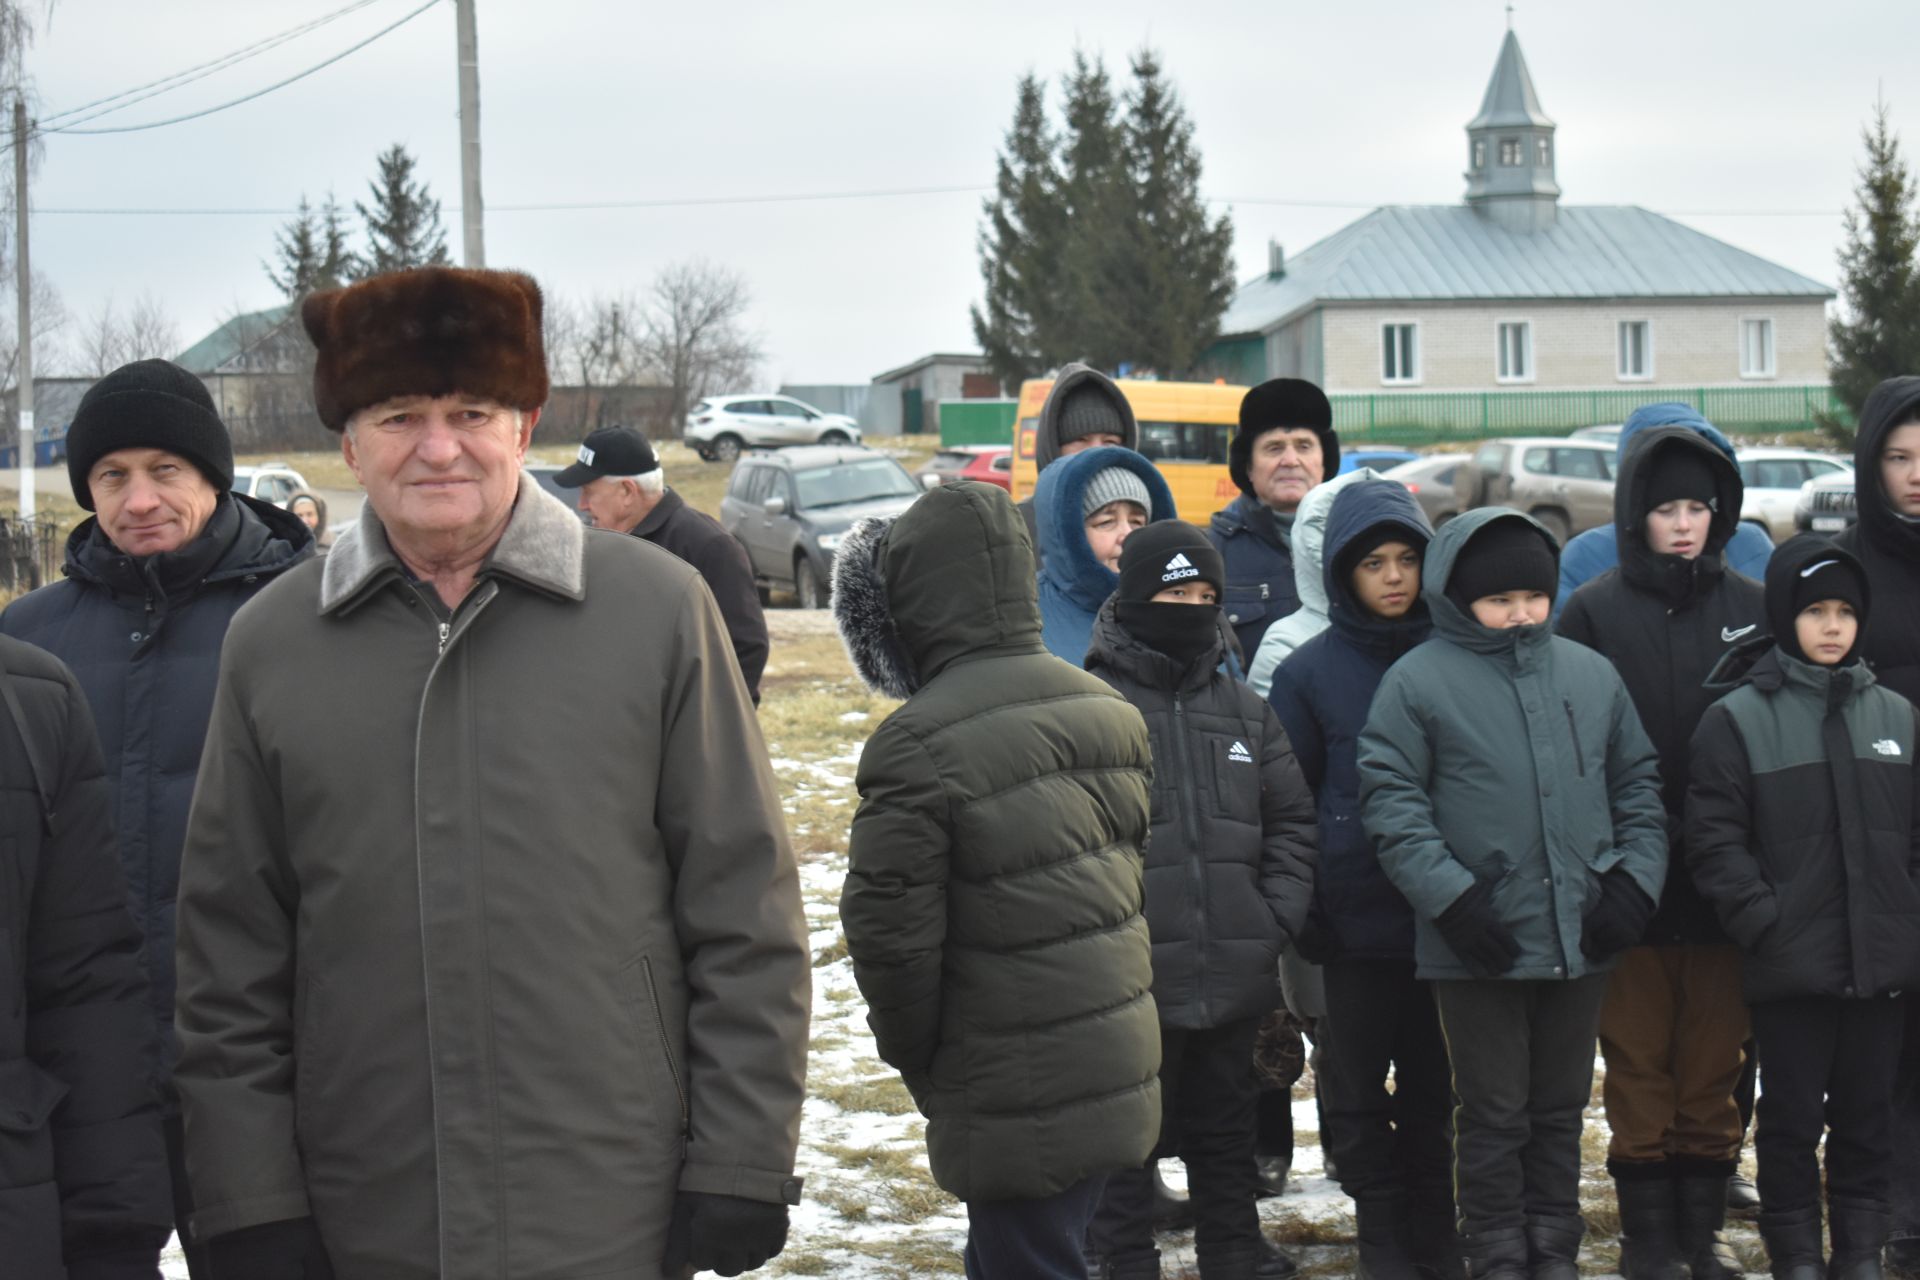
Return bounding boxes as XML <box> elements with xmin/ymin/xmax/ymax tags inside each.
<box><xmin>642</xmin><ymin>957</ymin><xmax>691</xmax><ymax>1131</ymax></box>
<box><xmin>1563</xmin><ymin>700</ymin><xmax>1586</xmax><ymax>777</ymax></box>
<box><xmin>1171</xmin><ymin>695</ymin><xmax>1210</xmax><ymax>1022</ymax></box>
<box><xmin>437</xmin><ymin>620</ymin><xmax>451</xmax><ymax>654</ymax></box>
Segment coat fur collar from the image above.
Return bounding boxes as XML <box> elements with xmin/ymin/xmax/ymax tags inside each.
<box><xmin>831</xmin><ymin>515</ymin><xmax>919</xmax><ymax>700</ymax></box>
<box><xmin>322</xmin><ymin>472</ymin><xmax>586</xmax><ymax>614</ymax></box>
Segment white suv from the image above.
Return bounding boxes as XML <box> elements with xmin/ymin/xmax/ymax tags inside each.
<box><xmin>686</xmin><ymin>395</ymin><xmax>861</xmax><ymax>462</ymax></box>
<box><xmin>232</xmin><ymin>463</ymin><xmax>311</xmax><ymax>506</ymax></box>
<box><xmin>1735</xmin><ymin>448</ymin><xmax>1851</xmax><ymax>542</ymax></box>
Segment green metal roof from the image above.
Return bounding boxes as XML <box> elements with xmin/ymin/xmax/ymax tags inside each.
<box><xmin>174</xmin><ymin>304</ymin><xmax>294</xmax><ymax>374</ymax></box>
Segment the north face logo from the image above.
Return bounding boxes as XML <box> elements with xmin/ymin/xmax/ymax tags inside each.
<box><xmin>1228</xmin><ymin>741</ymin><xmax>1253</xmax><ymax>763</ymax></box>
<box><xmin>1161</xmin><ymin>552</ymin><xmax>1199</xmax><ymax>583</ymax></box>
<box><xmin>1873</xmin><ymin>739</ymin><xmax>1903</xmax><ymax>757</ymax></box>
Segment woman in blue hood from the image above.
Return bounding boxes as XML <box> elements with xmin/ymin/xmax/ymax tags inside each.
<box><xmin>1032</xmin><ymin>445</ymin><xmax>1177</xmax><ymax>664</ymax></box>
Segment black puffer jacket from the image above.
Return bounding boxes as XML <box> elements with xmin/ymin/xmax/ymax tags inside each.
<box><xmin>1086</xmin><ymin>596</ymin><xmax>1318</xmax><ymax>1029</ymax></box>
<box><xmin>0</xmin><ymin>634</ymin><xmax>172</xmax><ymax>1278</ymax></box>
<box><xmin>1557</xmin><ymin>426</ymin><xmax>1765</xmax><ymax>944</ymax></box>
<box><xmin>1685</xmin><ymin>539</ymin><xmax>1920</xmax><ymax>1004</ymax></box>
<box><xmin>1835</xmin><ymin>376</ymin><xmax>1920</xmax><ymax>707</ymax></box>
<box><xmin>0</xmin><ymin>494</ymin><xmax>313</xmax><ymax>1055</ymax></box>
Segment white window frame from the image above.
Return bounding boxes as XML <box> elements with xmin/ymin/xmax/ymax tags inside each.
<box><xmin>1495</xmin><ymin>319</ymin><xmax>1534</xmax><ymax>385</ymax></box>
<box><xmin>1380</xmin><ymin>321</ymin><xmax>1421</xmax><ymax>386</ymax></box>
<box><xmin>1739</xmin><ymin>316</ymin><xmax>1776</xmax><ymax>379</ymax></box>
<box><xmin>1617</xmin><ymin>318</ymin><xmax>1654</xmax><ymax>382</ymax></box>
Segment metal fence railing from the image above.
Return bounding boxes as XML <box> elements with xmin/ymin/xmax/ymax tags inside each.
<box><xmin>1329</xmin><ymin>384</ymin><xmax>1845</xmax><ymax>444</ymax></box>
<box><xmin>0</xmin><ymin>513</ymin><xmax>62</xmax><ymax>597</ymax></box>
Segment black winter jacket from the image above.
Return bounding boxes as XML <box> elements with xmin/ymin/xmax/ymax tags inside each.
<box><xmin>1269</xmin><ymin>478</ymin><xmax>1432</xmax><ymax>962</ymax></box>
<box><xmin>0</xmin><ymin>494</ymin><xmax>313</xmax><ymax>1056</ymax></box>
<box><xmin>1086</xmin><ymin>596</ymin><xmax>1318</xmax><ymax>1028</ymax></box>
<box><xmin>1557</xmin><ymin>426</ymin><xmax>1765</xmax><ymax>945</ymax></box>
<box><xmin>0</xmin><ymin>634</ymin><xmax>172</xmax><ymax>1278</ymax></box>
<box><xmin>1686</xmin><ymin>633</ymin><xmax>1920</xmax><ymax>1004</ymax></box>
<box><xmin>629</xmin><ymin>488</ymin><xmax>769</xmax><ymax>702</ymax></box>
<box><xmin>1834</xmin><ymin>376</ymin><xmax>1920</xmax><ymax>708</ymax></box>
<box><xmin>1208</xmin><ymin>494</ymin><xmax>1303</xmax><ymax>660</ymax></box>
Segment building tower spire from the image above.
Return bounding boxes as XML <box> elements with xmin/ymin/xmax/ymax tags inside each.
<box><xmin>1464</xmin><ymin>29</ymin><xmax>1560</xmax><ymax>232</ymax></box>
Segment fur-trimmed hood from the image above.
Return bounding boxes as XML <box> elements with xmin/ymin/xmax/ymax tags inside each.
<box><xmin>832</xmin><ymin>480</ymin><xmax>1043</xmax><ymax>698</ymax></box>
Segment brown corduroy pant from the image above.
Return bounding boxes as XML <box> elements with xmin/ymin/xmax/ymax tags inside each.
<box><xmin>1599</xmin><ymin>944</ymin><xmax>1751</xmax><ymax>1167</ymax></box>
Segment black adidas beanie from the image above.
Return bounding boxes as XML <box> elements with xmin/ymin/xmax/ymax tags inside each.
<box><xmin>67</xmin><ymin>359</ymin><xmax>235</xmax><ymax>511</ymax></box>
<box><xmin>1230</xmin><ymin>378</ymin><xmax>1339</xmax><ymax>498</ymax></box>
<box><xmin>1118</xmin><ymin>520</ymin><xmax>1224</xmax><ymax>603</ymax></box>
<box><xmin>1445</xmin><ymin>518</ymin><xmax>1559</xmax><ymax>613</ymax></box>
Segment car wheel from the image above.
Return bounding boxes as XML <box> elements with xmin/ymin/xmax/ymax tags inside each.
<box><xmin>1530</xmin><ymin>508</ymin><xmax>1572</xmax><ymax>545</ymax></box>
<box><xmin>794</xmin><ymin>557</ymin><xmax>825</xmax><ymax>609</ymax></box>
<box><xmin>818</xmin><ymin>429</ymin><xmax>851</xmax><ymax>446</ymax></box>
<box><xmin>711</xmin><ymin>434</ymin><xmax>744</xmax><ymax>463</ymax></box>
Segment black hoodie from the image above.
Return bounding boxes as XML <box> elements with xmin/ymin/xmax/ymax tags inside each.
<box><xmin>1835</xmin><ymin>375</ymin><xmax>1920</xmax><ymax>706</ymax></box>
<box><xmin>1557</xmin><ymin>427</ymin><xmax>1764</xmax><ymax>944</ymax></box>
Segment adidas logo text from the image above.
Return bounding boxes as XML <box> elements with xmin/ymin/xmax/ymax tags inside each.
<box><xmin>1161</xmin><ymin>552</ymin><xmax>1200</xmax><ymax>583</ymax></box>
<box><xmin>1228</xmin><ymin>741</ymin><xmax>1253</xmax><ymax>763</ymax></box>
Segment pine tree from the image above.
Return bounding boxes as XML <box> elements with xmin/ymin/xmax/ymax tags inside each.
<box><xmin>355</xmin><ymin>143</ymin><xmax>451</xmax><ymax>278</ymax></box>
<box><xmin>1056</xmin><ymin>50</ymin><xmax>1134</xmax><ymax>370</ymax></box>
<box><xmin>318</xmin><ymin>192</ymin><xmax>358</xmax><ymax>289</ymax></box>
<box><xmin>1120</xmin><ymin>48</ymin><xmax>1236</xmax><ymax>377</ymax></box>
<box><xmin>1827</xmin><ymin>98</ymin><xmax>1920</xmax><ymax>441</ymax></box>
<box><xmin>971</xmin><ymin>74</ymin><xmax>1067</xmax><ymax>390</ymax></box>
<box><xmin>266</xmin><ymin>193</ymin><xmax>359</xmax><ymax>300</ymax></box>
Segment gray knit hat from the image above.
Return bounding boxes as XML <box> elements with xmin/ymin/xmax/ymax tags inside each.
<box><xmin>1083</xmin><ymin>466</ymin><xmax>1153</xmax><ymax>519</ymax></box>
<box><xmin>1057</xmin><ymin>383</ymin><xmax>1129</xmax><ymax>446</ymax></box>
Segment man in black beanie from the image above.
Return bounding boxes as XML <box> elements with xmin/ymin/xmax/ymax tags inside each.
<box><xmin>0</xmin><ymin>357</ymin><xmax>314</xmax><ymax>1277</ymax></box>
<box><xmin>1209</xmin><ymin>378</ymin><xmax>1341</xmax><ymax>662</ymax></box>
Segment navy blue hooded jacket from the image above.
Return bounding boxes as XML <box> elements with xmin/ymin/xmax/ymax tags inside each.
<box><xmin>1208</xmin><ymin>493</ymin><xmax>1303</xmax><ymax>660</ymax></box>
<box><xmin>1033</xmin><ymin>445</ymin><xmax>1176</xmax><ymax>664</ymax></box>
<box><xmin>1268</xmin><ymin>479</ymin><xmax>1433</xmax><ymax>961</ymax></box>
<box><xmin>1556</xmin><ymin>402</ymin><xmax>1773</xmax><ymax>614</ymax></box>
<box><xmin>1835</xmin><ymin>375</ymin><xmax>1920</xmax><ymax>707</ymax></box>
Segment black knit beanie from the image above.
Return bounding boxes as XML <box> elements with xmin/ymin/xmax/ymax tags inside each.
<box><xmin>67</xmin><ymin>359</ymin><xmax>235</xmax><ymax>511</ymax></box>
<box><xmin>1230</xmin><ymin>378</ymin><xmax>1340</xmax><ymax>497</ymax></box>
<box><xmin>1445</xmin><ymin>519</ymin><xmax>1559</xmax><ymax>613</ymax></box>
<box><xmin>1055</xmin><ymin>383</ymin><xmax>1129</xmax><ymax>448</ymax></box>
<box><xmin>1642</xmin><ymin>447</ymin><xmax>1719</xmax><ymax>515</ymax></box>
<box><xmin>1768</xmin><ymin>535</ymin><xmax>1869</xmax><ymax>664</ymax></box>
<box><xmin>1118</xmin><ymin>520</ymin><xmax>1224</xmax><ymax>602</ymax></box>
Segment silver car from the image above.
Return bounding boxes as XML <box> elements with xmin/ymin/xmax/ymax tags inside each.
<box><xmin>1382</xmin><ymin>453</ymin><xmax>1469</xmax><ymax>528</ymax></box>
<box><xmin>1453</xmin><ymin>437</ymin><xmax>1616</xmax><ymax>544</ymax></box>
<box><xmin>686</xmin><ymin>394</ymin><xmax>861</xmax><ymax>463</ymax></box>
<box><xmin>1735</xmin><ymin>448</ymin><xmax>1852</xmax><ymax>542</ymax></box>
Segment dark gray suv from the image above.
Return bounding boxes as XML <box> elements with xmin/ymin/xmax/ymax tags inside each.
<box><xmin>720</xmin><ymin>446</ymin><xmax>921</xmax><ymax>607</ymax></box>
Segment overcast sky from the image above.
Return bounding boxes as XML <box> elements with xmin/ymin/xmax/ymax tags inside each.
<box><xmin>19</xmin><ymin>0</ymin><xmax>1920</xmax><ymax>387</ymax></box>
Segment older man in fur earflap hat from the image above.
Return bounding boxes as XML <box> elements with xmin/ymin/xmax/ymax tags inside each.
<box><xmin>172</xmin><ymin>267</ymin><xmax>811</xmax><ymax>1280</ymax></box>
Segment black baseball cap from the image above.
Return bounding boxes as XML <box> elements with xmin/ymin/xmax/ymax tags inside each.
<box><xmin>553</xmin><ymin>425</ymin><xmax>659</xmax><ymax>488</ymax></box>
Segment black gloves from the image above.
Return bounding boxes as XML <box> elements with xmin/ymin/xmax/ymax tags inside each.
<box><xmin>1435</xmin><ymin>879</ymin><xmax>1521</xmax><ymax>978</ymax></box>
<box><xmin>205</xmin><ymin>1217</ymin><xmax>335</xmax><ymax>1280</ymax></box>
<box><xmin>1582</xmin><ymin>870</ymin><xmax>1655</xmax><ymax>962</ymax></box>
<box><xmin>663</xmin><ymin>1192</ymin><xmax>791</xmax><ymax>1277</ymax></box>
<box><xmin>1293</xmin><ymin>912</ymin><xmax>1337</xmax><ymax>965</ymax></box>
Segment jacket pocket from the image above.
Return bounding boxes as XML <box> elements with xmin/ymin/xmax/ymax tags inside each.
<box><xmin>1562</xmin><ymin>700</ymin><xmax>1587</xmax><ymax>778</ymax></box>
<box><xmin>0</xmin><ymin>1055</ymin><xmax>67</xmax><ymax>1188</ymax></box>
<box><xmin>1208</xmin><ymin>733</ymin><xmax>1263</xmax><ymax>822</ymax></box>
<box><xmin>623</xmin><ymin>956</ymin><xmax>688</xmax><ymax>1134</ymax></box>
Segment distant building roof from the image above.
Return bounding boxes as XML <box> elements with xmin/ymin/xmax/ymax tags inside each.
<box><xmin>871</xmin><ymin>352</ymin><xmax>989</xmax><ymax>384</ymax></box>
<box><xmin>1219</xmin><ymin>205</ymin><xmax>1835</xmax><ymax>338</ymax></box>
<box><xmin>1469</xmin><ymin>29</ymin><xmax>1554</xmax><ymax>130</ymax></box>
<box><xmin>175</xmin><ymin>304</ymin><xmax>297</xmax><ymax>374</ymax></box>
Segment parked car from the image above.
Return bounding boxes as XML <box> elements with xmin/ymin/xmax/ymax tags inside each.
<box><xmin>687</xmin><ymin>395</ymin><xmax>861</xmax><ymax>463</ymax></box>
<box><xmin>1735</xmin><ymin>447</ymin><xmax>1852</xmax><ymax>542</ymax></box>
<box><xmin>1382</xmin><ymin>452</ymin><xmax>1470</xmax><ymax>528</ymax></box>
<box><xmin>1570</xmin><ymin>423</ymin><xmax>1625</xmax><ymax>448</ymax></box>
<box><xmin>1452</xmin><ymin>437</ymin><xmax>1616</xmax><ymax>544</ymax></box>
<box><xmin>1794</xmin><ymin>469</ymin><xmax>1859</xmax><ymax>535</ymax></box>
<box><xmin>720</xmin><ymin>446</ymin><xmax>921</xmax><ymax>607</ymax></box>
<box><xmin>232</xmin><ymin>463</ymin><xmax>310</xmax><ymax>506</ymax></box>
<box><xmin>1340</xmin><ymin>447</ymin><xmax>1420</xmax><ymax>475</ymax></box>
<box><xmin>524</xmin><ymin>464</ymin><xmax>590</xmax><ymax>522</ymax></box>
<box><xmin>915</xmin><ymin>445</ymin><xmax>1012</xmax><ymax>492</ymax></box>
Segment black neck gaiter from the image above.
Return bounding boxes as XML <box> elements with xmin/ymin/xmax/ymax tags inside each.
<box><xmin>1115</xmin><ymin>600</ymin><xmax>1222</xmax><ymax>668</ymax></box>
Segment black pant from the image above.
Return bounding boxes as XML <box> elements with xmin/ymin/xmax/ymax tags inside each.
<box><xmin>1088</xmin><ymin>1017</ymin><xmax>1263</xmax><ymax>1260</ymax></box>
<box><xmin>1891</xmin><ymin>1002</ymin><xmax>1920</xmax><ymax>1243</ymax></box>
<box><xmin>965</xmin><ymin>1172</ymin><xmax>1106</xmax><ymax>1280</ymax></box>
<box><xmin>165</xmin><ymin>1110</ymin><xmax>210</xmax><ymax>1277</ymax></box>
<box><xmin>1319</xmin><ymin>959</ymin><xmax>1454</xmax><ymax>1205</ymax></box>
<box><xmin>1750</xmin><ymin>994</ymin><xmax>1906</xmax><ymax>1214</ymax></box>
<box><xmin>1432</xmin><ymin>975</ymin><xmax>1608</xmax><ymax>1236</ymax></box>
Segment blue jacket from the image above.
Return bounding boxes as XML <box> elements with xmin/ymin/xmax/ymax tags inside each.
<box><xmin>1269</xmin><ymin>480</ymin><xmax>1432</xmax><ymax>961</ymax></box>
<box><xmin>1556</xmin><ymin>403</ymin><xmax>1772</xmax><ymax>614</ymax></box>
<box><xmin>1033</xmin><ymin>446</ymin><xmax>1177</xmax><ymax>664</ymax></box>
<box><xmin>1208</xmin><ymin>493</ymin><xmax>1303</xmax><ymax>660</ymax></box>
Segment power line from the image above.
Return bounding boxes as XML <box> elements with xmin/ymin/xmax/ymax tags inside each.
<box><xmin>39</xmin><ymin>0</ymin><xmax>390</xmax><ymax>129</ymax></box>
<box><xmin>41</xmin><ymin>0</ymin><xmax>442</xmax><ymax>136</ymax></box>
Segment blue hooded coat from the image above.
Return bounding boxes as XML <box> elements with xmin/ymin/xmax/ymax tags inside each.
<box><xmin>1032</xmin><ymin>445</ymin><xmax>1177</xmax><ymax>664</ymax></box>
<box><xmin>1555</xmin><ymin>403</ymin><xmax>1773</xmax><ymax>614</ymax></box>
<box><xmin>1269</xmin><ymin>479</ymin><xmax>1433</xmax><ymax>961</ymax></box>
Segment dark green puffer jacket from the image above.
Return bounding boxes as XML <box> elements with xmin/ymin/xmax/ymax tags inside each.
<box><xmin>1358</xmin><ymin>508</ymin><xmax>1669</xmax><ymax>981</ymax></box>
<box><xmin>835</xmin><ymin>481</ymin><xmax>1161</xmax><ymax>1202</ymax></box>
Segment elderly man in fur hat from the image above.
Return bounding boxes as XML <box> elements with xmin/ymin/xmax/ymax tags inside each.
<box><xmin>172</xmin><ymin>267</ymin><xmax>810</xmax><ymax>1280</ymax></box>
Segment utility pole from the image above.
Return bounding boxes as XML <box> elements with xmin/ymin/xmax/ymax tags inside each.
<box><xmin>455</xmin><ymin>0</ymin><xmax>484</xmax><ymax>267</ymax></box>
<box><xmin>13</xmin><ymin>94</ymin><xmax>31</xmax><ymax>521</ymax></box>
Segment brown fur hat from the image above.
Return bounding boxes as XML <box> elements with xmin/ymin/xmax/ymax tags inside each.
<box><xmin>301</xmin><ymin>266</ymin><xmax>549</xmax><ymax>431</ymax></box>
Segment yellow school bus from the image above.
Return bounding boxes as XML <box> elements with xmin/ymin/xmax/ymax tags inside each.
<box><xmin>1009</xmin><ymin>377</ymin><xmax>1250</xmax><ymax>523</ymax></box>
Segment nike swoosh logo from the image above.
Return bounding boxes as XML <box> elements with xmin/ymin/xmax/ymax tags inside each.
<box><xmin>1800</xmin><ymin>559</ymin><xmax>1838</xmax><ymax>578</ymax></box>
<box><xmin>1721</xmin><ymin>624</ymin><xmax>1757</xmax><ymax>642</ymax></box>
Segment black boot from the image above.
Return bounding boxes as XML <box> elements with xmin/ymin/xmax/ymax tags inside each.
<box><xmin>1407</xmin><ymin>1199</ymin><xmax>1463</xmax><ymax>1280</ymax></box>
<box><xmin>1462</xmin><ymin>1226</ymin><xmax>1529</xmax><ymax>1280</ymax></box>
<box><xmin>1760</xmin><ymin>1205</ymin><xmax>1828</xmax><ymax>1280</ymax></box>
<box><xmin>1091</xmin><ymin>1248</ymin><xmax>1163</xmax><ymax>1280</ymax></box>
<box><xmin>1153</xmin><ymin>1164</ymin><xmax>1195</xmax><ymax>1233</ymax></box>
<box><xmin>1256</xmin><ymin>1234</ymin><xmax>1300</xmax><ymax>1279</ymax></box>
<box><xmin>1728</xmin><ymin>1173</ymin><xmax>1763</xmax><ymax>1221</ymax></box>
<box><xmin>1886</xmin><ymin>1235</ymin><xmax>1920</xmax><ymax>1280</ymax></box>
<box><xmin>1675</xmin><ymin>1176</ymin><xmax>1744</xmax><ymax>1280</ymax></box>
<box><xmin>1830</xmin><ymin>1198</ymin><xmax>1891</xmax><ymax>1280</ymax></box>
<box><xmin>1196</xmin><ymin>1241</ymin><xmax>1260</xmax><ymax>1280</ymax></box>
<box><xmin>1615</xmin><ymin>1178</ymin><xmax>1691</xmax><ymax>1280</ymax></box>
<box><xmin>1356</xmin><ymin>1194</ymin><xmax>1422</xmax><ymax>1280</ymax></box>
<box><xmin>1257</xmin><ymin>1154</ymin><xmax>1291</xmax><ymax>1200</ymax></box>
<box><xmin>1523</xmin><ymin>1214</ymin><xmax>1583</xmax><ymax>1280</ymax></box>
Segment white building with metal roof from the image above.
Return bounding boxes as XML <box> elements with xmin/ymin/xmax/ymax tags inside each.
<box><xmin>1204</xmin><ymin>31</ymin><xmax>1833</xmax><ymax>410</ymax></box>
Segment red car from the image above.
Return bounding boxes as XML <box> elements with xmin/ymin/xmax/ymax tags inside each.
<box><xmin>916</xmin><ymin>445</ymin><xmax>1013</xmax><ymax>492</ymax></box>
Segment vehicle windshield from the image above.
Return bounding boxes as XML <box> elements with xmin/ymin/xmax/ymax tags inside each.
<box><xmin>795</xmin><ymin>459</ymin><xmax>918</xmax><ymax>509</ymax></box>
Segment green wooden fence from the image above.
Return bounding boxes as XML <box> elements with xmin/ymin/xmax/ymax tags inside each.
<box><xmin>1329</xmin><ymin>384</ymin><xmax>1845</xmax><ymax>445</ymax></box>
<box><xmin>938</xmin><ymin>399</ymin><xmax>1019</xmax><ymax>447</ymax></box>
